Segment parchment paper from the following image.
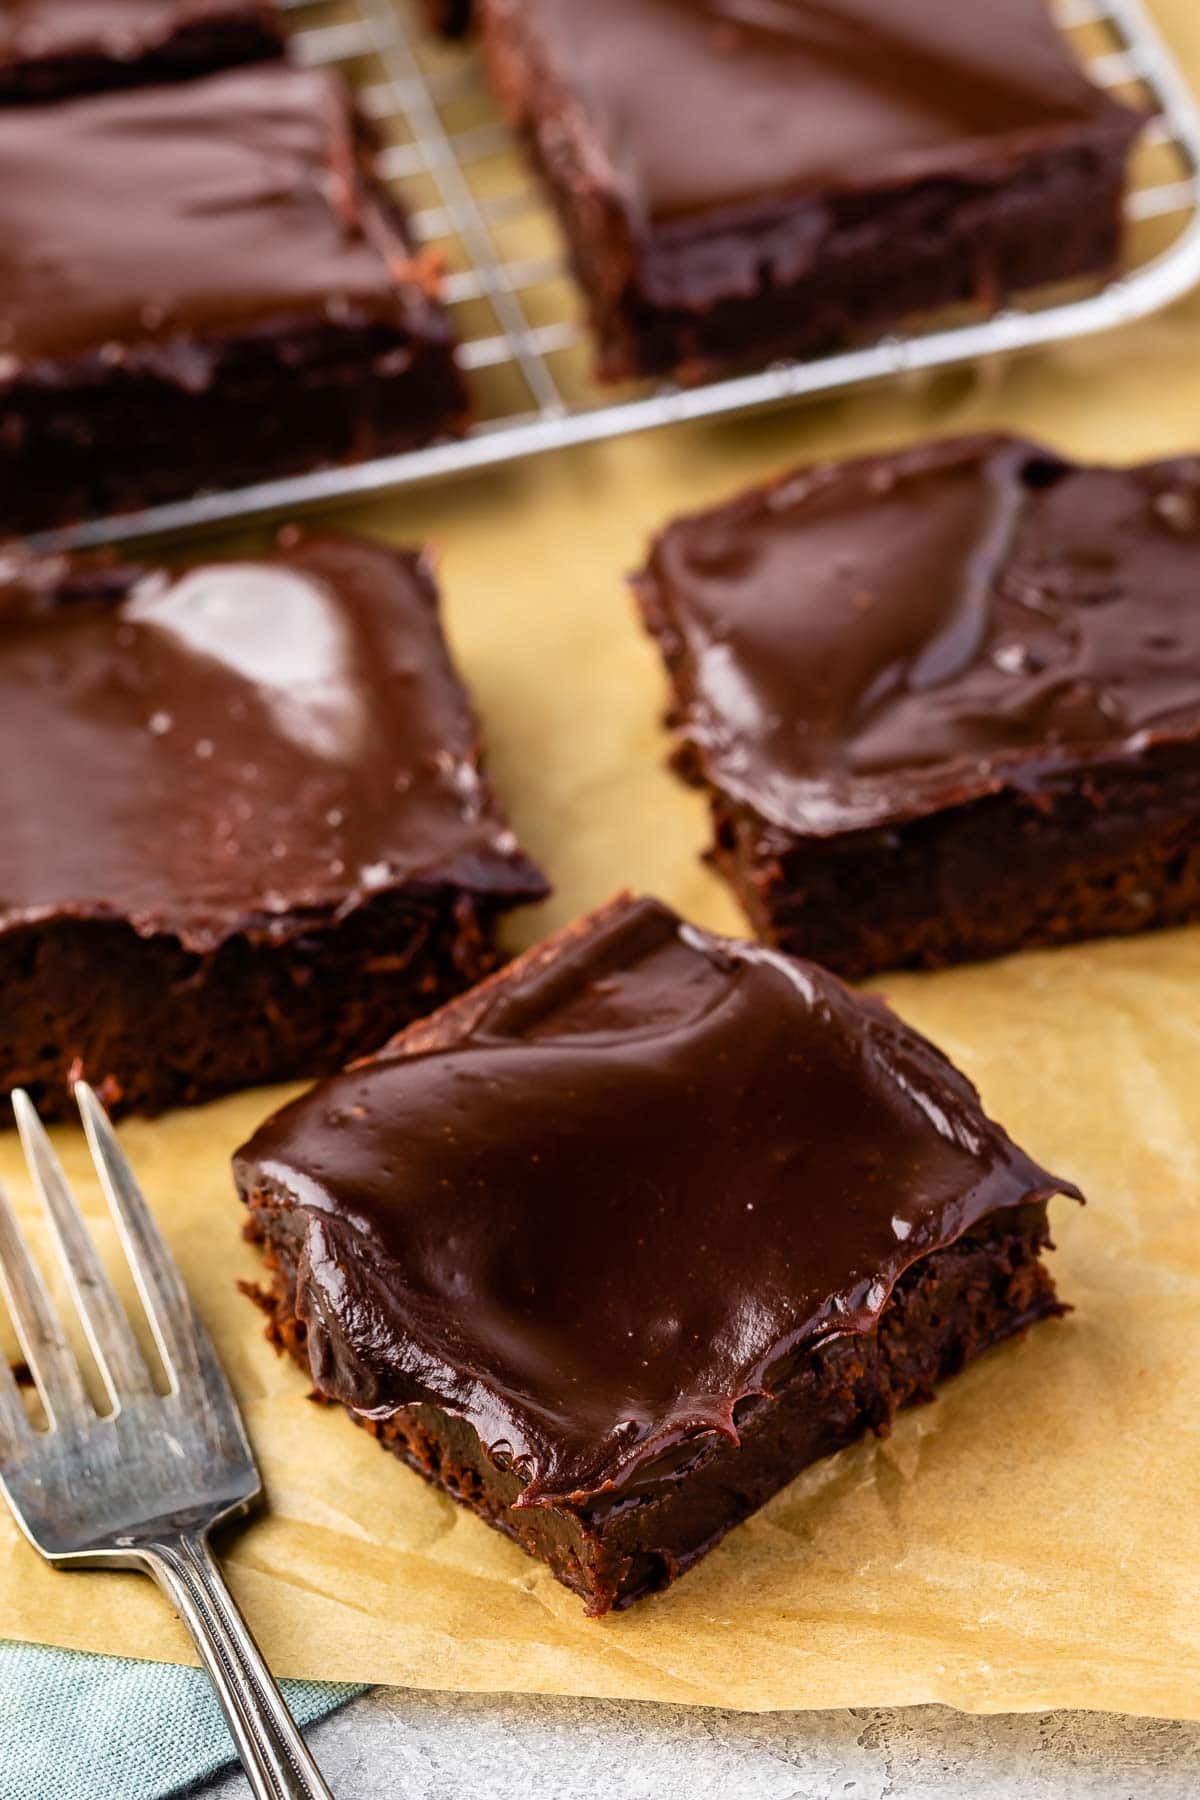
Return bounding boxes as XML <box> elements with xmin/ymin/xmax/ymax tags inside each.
<box><xmin>1</xmin><ymin>0</ymin><xmax>1198</xmax><ymax>1716</ymax></box>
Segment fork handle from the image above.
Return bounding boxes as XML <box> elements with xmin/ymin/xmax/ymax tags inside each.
<box><xmin>141</xmin><ymin>1530</ymin><xmax>335</xmax><ymax>1800</ymax></box>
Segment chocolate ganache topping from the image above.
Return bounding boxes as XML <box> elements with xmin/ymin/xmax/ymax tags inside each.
<box><xmin>0</xmin><ymin>534</ymin><xmax>545</xmax><ymax>951</ymax></box>
<box><xmin>235</xmin><ymin>895</ymin><xmax>1076</xmax><ymax>1507</ymax></box>
<box><xmin>637</xmin><ymin>435</ymin><xmax>1200</xmax><ymax>837</ymax></box>
<box><xmin>0</xmin><ymin>61</ymin><xmax>431</xmax><ymax>373</ymax></box>
<box><xmin>520</xmin><ymin>0</ymin><xmax>1135</xmax><ymax>224</ymax></box>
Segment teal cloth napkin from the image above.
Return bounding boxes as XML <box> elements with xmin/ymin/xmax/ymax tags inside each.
<box><xmin>0</xmin><ymin>1638</ymin><xmax>364</xmax><ymax>1799</ymax></box>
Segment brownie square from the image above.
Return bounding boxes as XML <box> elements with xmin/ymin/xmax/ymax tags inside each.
<box><xmin>480</xmin><ymin>0</ymin><xmax>1142</xmax><ymax>382</ymax></box>
<box><xmin>0</xmin><ymin>63</ymin><xmax>469</xmax><ymax>535</ymax></box>
<box><xmin>0</xmin><ymin>0</ymin><xmax>283</xmax><ymax>105</ymax></box>
<box><xmin>636</xmin><ymin>434</ymin><xmax>1200</xmax><ymax>978</ymax></box>
<box><xmin>236</xmin><ymin>892</ymin><xmax>1077</xmax><ymax>1614</ymax></box>
<box><xmin>0</xmin><ymin>531</ymin><xmax>547</xmax><ymax>1119</ymax></box>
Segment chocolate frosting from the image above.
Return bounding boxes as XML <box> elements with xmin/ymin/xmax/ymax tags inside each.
<box><xmin>235</xmin><ymin>895</ymin><xmax>1075</xmax><ymax>1507</ymax></box>
<box><xmin>0</xmin><ymin>62</ymin><xmax>433</xmax><ymax>371</ymax></box>
<box><xmin>0</xmin><ymin>534</ymin><xmax>546</xmax><ymax>951</ymax></box>
<box><xmin>518</xmin><ymin>0</ymin><xmax>1135</xmax><ymax>223</ymax></box>
<box><xmin>638</xmin><ymin>435</ymin><xmax>1200</xmax><ymax>838</ymax></box>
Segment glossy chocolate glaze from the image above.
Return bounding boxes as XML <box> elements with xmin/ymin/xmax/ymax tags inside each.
<box><xmin>0</xmin><ymin>62</ymin><xmax>439</xmax><ymax>369</ymax></box>
<box><xmin>235</xmin><ymin>895</ymin><xmax>1075</xmax><ymax>1507</ymax></box>
<box><xmin>637</xmin><ymin>435</ymin><xmax>1200</xmax><ymax>837</ymax></box>
<box><xmin>506</xmin><ymin>0</ymin><xmax>1133</xmax><ymax>224</ymax></box>
<box><xmin>0</xmin><ymin>534</ymin><xmax>546</xmax><ymax>952</ymax></box>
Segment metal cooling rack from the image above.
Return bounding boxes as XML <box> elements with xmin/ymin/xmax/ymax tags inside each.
<box><xmin>33</xmin><ymin>0</ymin><xmax>1200</xmax><ymax>550</ymax></box>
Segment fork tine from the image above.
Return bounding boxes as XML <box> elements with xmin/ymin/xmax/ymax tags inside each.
<box><xmin>0</xmin><ymin>1175</ymin><xmax>91</xmax><ymax>1431</ymax></box>
<box><xmin>75</xmin><ymin>1083</ymin><xmax>207</xmax><ymax>1398</ymax></box>
<box><xmin>12</xmin><ymin>1090</ymin><xmax>154</xmax><ymax>1409</ymax></box>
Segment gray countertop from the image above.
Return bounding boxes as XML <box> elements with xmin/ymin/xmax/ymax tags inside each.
<box><xmin>197</xmin><ymin>1690</ymin><xmax>1200</xmax><ymax>1798</ymax></box>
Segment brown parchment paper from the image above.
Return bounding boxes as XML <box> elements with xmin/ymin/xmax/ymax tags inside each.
<box><xmin>2</xmin><ymin>0</ymin><xmax>1199</xmax><ymax>1717</ymax></box>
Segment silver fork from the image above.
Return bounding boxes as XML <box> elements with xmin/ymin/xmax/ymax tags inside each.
<box><xmin>0</xmin><ymin>1083</ymin><xmax>334</xmax><ymax>1800</ymax></box>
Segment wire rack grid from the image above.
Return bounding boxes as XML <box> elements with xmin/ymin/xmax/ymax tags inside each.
<box><xmin>35</xmin><ymin>0</ymin><xmax>1200</xmax><ymax>550</ymax></box>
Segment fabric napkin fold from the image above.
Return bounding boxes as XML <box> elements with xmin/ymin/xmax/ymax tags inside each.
<box><xmin>0</xmin><ymin>1638</ymin><xmax>363</xmax><ymax>1800</ymax></box>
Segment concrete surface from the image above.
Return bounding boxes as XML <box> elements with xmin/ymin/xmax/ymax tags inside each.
<box><xmin>195</xmin><ymin>1689</ymin><xmax>1200</xmax><ymax>1798</ymax></box>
